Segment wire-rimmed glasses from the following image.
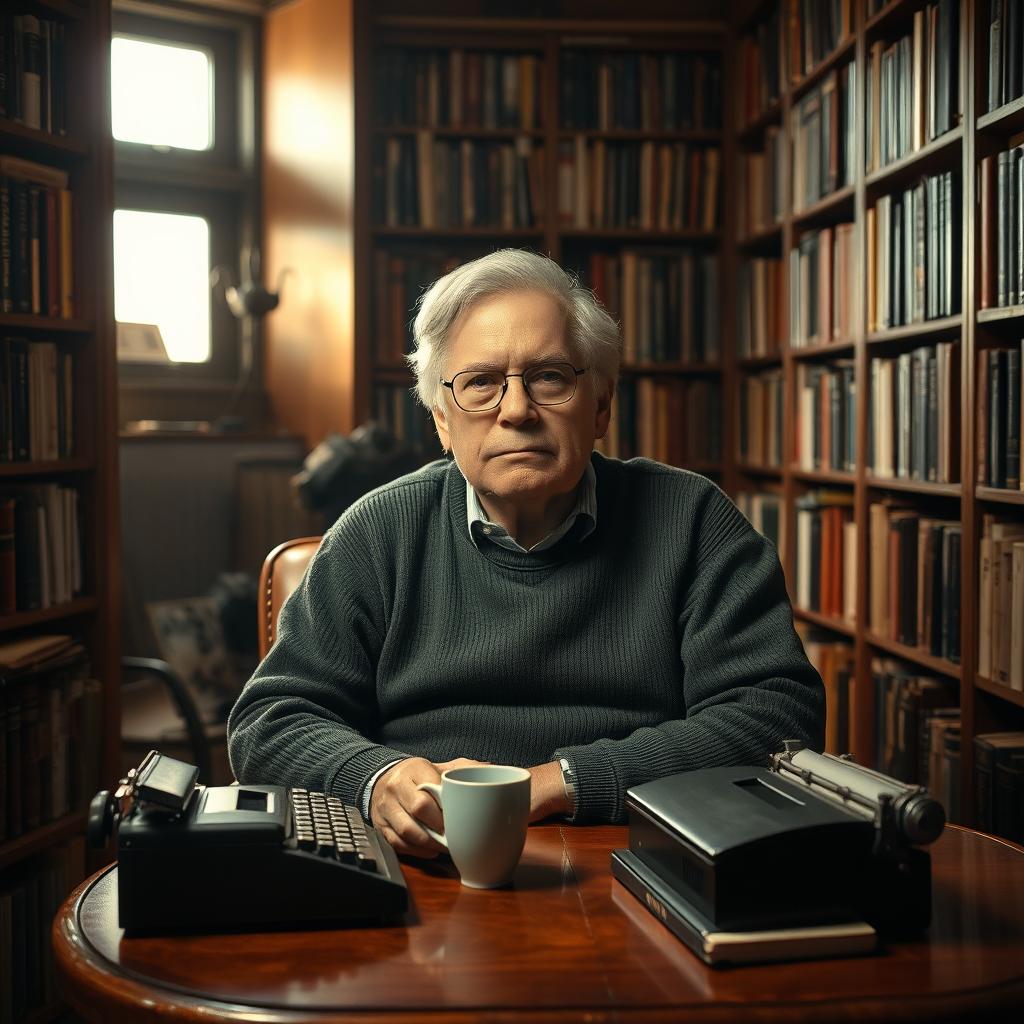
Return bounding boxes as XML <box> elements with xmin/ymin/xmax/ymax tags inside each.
<box><xmin>441</xmin><ymin>362</ymin><xmax>587</xmax><ymax>413</ymax></box>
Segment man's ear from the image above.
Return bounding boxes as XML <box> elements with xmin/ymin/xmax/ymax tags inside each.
<box><xmin>432</xmin><ymin>402</ymin><xmax>451</xmax><ymax>453</ymax></box>
<box><xmin>593</xmin><ymin>381</ymin><xmax>614</xmax><ymax>440</ymax></box>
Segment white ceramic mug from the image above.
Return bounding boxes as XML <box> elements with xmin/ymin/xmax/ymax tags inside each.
<box><xmin>417</xmin><ymin>765</ymin><xmax>531</xmax><ymax>889</ymax></box>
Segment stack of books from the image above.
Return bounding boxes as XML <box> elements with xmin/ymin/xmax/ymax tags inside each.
<box><xmin>371</xmin><ymin>384</ymin><xmax>436</xmax><ymax>455</ymax></box>
<box><xmin>739</xmin><ymin>132</ymin><xmax>784</xmax><ymax>237</ymax></box>
<box><xmin>738</xmin><ymin>258</ymin><xmax>783</xmax><ymax>359</ymax></box>
<box><xmin>737</xmin><ymin>490</ymin><xmax>784</xmax><ymax>560</ymax></box>
<box><xmin>796</xmin><ymin>624</ymin><xmax>855</xmax><ymax>754</ymax></box>
<box><xmin>789</xmin><ymin>224</ymin><xmax>857</xmax><ymax>348</ymax></box>
<box><xmin>986</xmin><ymin>1</ymin><xmax>1024</xmax><ymax>112</ymax></box>
<box><xmin>974</xmin><ymin>732</ymin><xmax>1024</xmax><ymax>844</ymax></box>
<box><xmin>794</xmin><ymin>360</ymin><xmax>856</xmax><ymax>473</ymax></box>
<box><xmin>739</xmin><ymin>369</ymin><xmax>783</xmax><ymax>467</ymax></box>
<box><xmin>795</xmin><ymin>489</ymin><xmax>855</xmax><ymax>623</ymax></box>
<box><xmin>736</xmin><ymin>8</ymin><xmax>780</xmax><ymax>127</ymax></box>
<box><xmin>977</xmin><ymin>516</ymin><xmax>1024</xmax><ymax>689</ymax></box>
<box><xmin>976</xmin><ymin>343</ymin><xmax>1022</xmax><ymax>489</ymax></box>
<box><xmin>0</xmin><ymin>11</ymin><xmax>69</xmax><ymax>136</ymax></box>
<box><xmin>0</xmin><ymin>337</ymin><xmax>75</xmax><ymax>462</ymax></box>
<box><xmin>978</xmin><ymin>142</ymin><xmax>1024</xmax><ymax>310</ymax></box>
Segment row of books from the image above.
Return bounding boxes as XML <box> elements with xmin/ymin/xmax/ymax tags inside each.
<box><xmin>373</xmin><ymin>49</ymin><xmax>542</xmax><ymax>131</ymax></box>
<box><xmin>978</xmin><ymin>515</ymin><xmax>1024</xmax><ymax>689</ymax></box>
<box><xmin>868</xmin><ymin>341</ymin><xmax>961</xmax><ymax>484</ymax></box>
<box><xmin>375</xmin><ymin>135</ymin><xmax>542</xmax><ymax>230</ymax></box>
<box><xmin>0</xmin><ymin>646</ymin><xmax>101</xmax><ymax>841</ymax></box>
<box><xmin>739</xmin><ymin>128</ymin><xmax>784</xmax><ymax>238</ymax></box>
<box><xmin>796</xmin><ymin>626</ymin><xmax>854</xmax><ymax>755</ymax></box>
<box><xmin>581</xmin><ymin>250</ymin><xmax>719</xmax><ymax>366</ymax></box>
<box><xmin>0</xmin><ymin>839</ymin><xmax>84</xmax><ymax>1023</ymax></box>
<box><xmin>872</xmin><ymin>658</ymin><xmax>960</xmax><ymax>817</ymax></box>
<box><xmin>976</xmin><ymin>344</ymin><xmax>1022</xmax><ymax>490</ymax></box>
<box><xmin>738</xmin><ymin>369</ymin><xmax>783</xmax><ymax>468</ymax></box>
<box><xmin>599</xmin><ymin>377</ymin><xmax>722</xmax><ymax>466</ymax></box>
<box><xmin>789</xmin><ymin>222</ymin><xmax>856</xmax><ymax>348</ymax></box>
<box><xmin>557</xmin><ymin>140</ymin><xmax>721</xmax><ymax>232</ymax></box>
<box><xmin>979</xmin><ymin>143</ymin><xmax>1024</xmax><ymax>310</ymax></box>
<box><xmin>372</xmin><ymin>250</ymin><xmax>460</xmax><ymax>366</ymax></box>
<box><xmin>736</xmin><ymin>7</ymin><xmax>781</xmax><ymax>128</ymax></box>
<box><xmin>737</xmin><ymin>490</ymin><xmax>785</xmax><ymax>563</ymax></box>
<box><xmin>795</xmin><ymin>490</ymin><xmax>855</xmax><ymax>623</ymax></box>
<box><xmin>371</xmin><ymin>383</ymin><xmax>436</xmax><ymax>454</ymax></box>
<box><xmin>737</xmin><ymin>257</ymin><xmax>783</xmax><ymax>359</ymax></box>
<box><xmin>0</xmin><ymin>156</ymin><xmax>74</xmax><ymax>317</ymax></box>
<box><xmin>790</xmin><ymin>64</ymin><xmax>856</xmax><ymax>212</ymax></box>
<box><xmin>868</xmin><ymin>171</ymin><xmax>962</xmax><ymax>331</ymax></box>
<box><xmin>975</xmin><ymin>731</ymin><xmax>1024</xmax><ymax>844</ymax></box>
<box><xmin>0</xmin><ymin>484</ymin><xmax>82</xmax><ymax>614</ymax></box>
<box><xmin>987</xmin><ymin>0</ymin><xmax>1024</xmax><ymax>112</ymax></box>
<box><xmin>794</xmin><ymin>360</ymin><xmax>856</xmax><ymax>474</ymax></box>
<box><xmin>787</xmin><ymin>0</ymin><xmax>852</xmax><ymax>85</ymax></box>
<box><xmin>560</xmin><ymin>51</ymin><xmax>722</xmax><ymax>132</ymax></box>
<box><xmin>0</xmin><ymin>337</ymin><xmax>74</xmax><ymax>463</ymax></box>
<box><xmin>864</xmin><ymin>0</ymin><xmax>961</xmax><ymax>173</ymax></box>
<box><xmin>869</xmin><ymin>505</ymin><xmax>961</xmax><ymax>663</ymax></box>
<box><xmin>0</xmin><ymin>12</ymin><xmax>69</xmax><ymax>136</ymax></box>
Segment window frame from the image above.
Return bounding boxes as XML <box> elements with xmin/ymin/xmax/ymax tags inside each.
<box><xmin>112</xmin><ymin>2</ymin><xmax>260</xmax><ymax>387</ymax></box>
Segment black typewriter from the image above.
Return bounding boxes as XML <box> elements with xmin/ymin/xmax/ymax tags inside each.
<box><xmin>89</xmin><ymin>750</ymin><xmax>408</xmax><ymax>934</ymax></box>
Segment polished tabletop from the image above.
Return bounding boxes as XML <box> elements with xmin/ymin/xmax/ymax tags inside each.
<box><xmin>54</xmin><ymin>824</ymin><xmax>1024</xmax><ymax>1022</ymax></box>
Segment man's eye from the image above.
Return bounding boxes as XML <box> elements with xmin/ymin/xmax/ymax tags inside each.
<box><xmin>466</xmin><ymin>374</ymin><xmax>500</xmax><ymax>389</ymax></box>
<box><xmin>533</xmin><ymin>368</ymin><xmax>568</xmax><ymax>385</ymax></box>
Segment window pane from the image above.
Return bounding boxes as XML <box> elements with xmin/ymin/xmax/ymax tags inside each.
<box><xmin>114</xmin><ymin>210</ymin><xmax>211</xmax><ymax>363</ymax></box>
<box><xmin>111</xmin><ymin>36</ymin><xmax>213</xmax><ymax>150</ymax></box>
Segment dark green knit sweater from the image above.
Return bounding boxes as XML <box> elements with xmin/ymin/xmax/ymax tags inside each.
<box><xmin>227</xmin><ymin>453</ymin><xmax>824</xmax><ymax>823</ymax></box>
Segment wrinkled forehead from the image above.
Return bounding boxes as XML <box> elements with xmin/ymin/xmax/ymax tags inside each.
<box><xmin>447</xmin><ymin>290</ymin><xmax>577</xmax><ymax>370</ymax></box>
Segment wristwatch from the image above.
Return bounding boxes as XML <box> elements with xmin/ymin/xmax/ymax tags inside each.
<box><xmin>558</xmin><ymin>757</ymin><xmax>577</xmax><ymax>816</ymax></box>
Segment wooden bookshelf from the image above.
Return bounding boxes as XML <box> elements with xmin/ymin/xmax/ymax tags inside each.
<box><xmin>274</xmin><ymin>2</ymin><xmax>730</xmax><ymax>468</ymax></box>
<box><xmin>730</xmin><ymin>0</ymin><xmax>1024</xmax><ymax>837</ymax></box>
<box><xmin>0</xmin><ymin>1</ymin><xmax>119</xmax><ymax>1018</ymax></box>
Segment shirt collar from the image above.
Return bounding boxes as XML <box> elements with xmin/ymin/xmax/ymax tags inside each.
<box><xmin>466</xmin><ymin>461</ymin><xmax>597</xmax><ymax>553</ymax></box>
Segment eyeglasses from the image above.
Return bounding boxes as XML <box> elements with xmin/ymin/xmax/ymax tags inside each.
<box><xmin>441</xmin><ymin>362</ymin><xmax>587</xmax><ymax>413</ymax></box>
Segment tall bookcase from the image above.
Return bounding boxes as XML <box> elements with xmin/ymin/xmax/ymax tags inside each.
<box><xmin>731</xmin><ymin>0</ymin><xmax>1024</xmax><ymax>831</ymax></box>
<box><xmin>0</xmin><ymin>2</ymin><xmax>119</xmax><ymax>1019</ymax></box>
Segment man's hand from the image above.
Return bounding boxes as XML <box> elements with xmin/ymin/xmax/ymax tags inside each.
<box><xmin>369</xmin><ymin>757</ymin><xmax>488</xmax><ymax>858</ymax></box>
<box><xmin>528</xmin><ymin>760</ymin><xmax>573</xmax><ymax>822</ymax></box>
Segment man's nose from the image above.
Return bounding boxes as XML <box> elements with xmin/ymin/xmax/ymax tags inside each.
<box><xmin>496</xmin><ymin>375</ymin><xmax>538</xmax><ymax>423</ymax></box>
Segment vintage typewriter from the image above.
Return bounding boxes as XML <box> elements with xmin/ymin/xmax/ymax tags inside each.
<box><xmin>89</xmin><ymin>749</ymin><xmax>408</xmax><ymax>934</ymax></box>
<box><xmin>612</xmin><ymin>741</ymin><xmax>946</xmax><ymax>965</ymax></box>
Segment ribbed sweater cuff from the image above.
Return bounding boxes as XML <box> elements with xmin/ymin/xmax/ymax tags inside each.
<box><xmin>327</xmin><ymin>744</ymin><xmax>409</xmax><ymax>807</ymax></box>
<box><xmin>552</xmin><ymin>745</ymin><xmax>621</xmax><ymax>823</ymax></box>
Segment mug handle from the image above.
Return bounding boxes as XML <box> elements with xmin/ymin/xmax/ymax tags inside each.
<box><xmin>415</xmin><ymin>782</ymin><xmax>448</xmax><ymax>848</ymax></box>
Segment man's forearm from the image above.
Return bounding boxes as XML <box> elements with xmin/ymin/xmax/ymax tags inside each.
<box><xmin>528</xmin><ymin>760</ymin><xmax>574</xmax><ymax>821</ymax></box>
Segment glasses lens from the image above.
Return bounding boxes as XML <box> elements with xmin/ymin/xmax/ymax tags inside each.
<box><xmin>525</xmin><ymin>363</ymin><xmax>576</xmax><ymax>405</ymax></box>
<box><xmin>454</xmin><ymin>370</ymin><xmax>504</xmax><ymax>410</ymax></box>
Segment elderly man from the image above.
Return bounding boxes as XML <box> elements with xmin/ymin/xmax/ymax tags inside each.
<box><xmin>227</xmin><ymin>249</ymin><xmax>824</xmax><ymax>858</ymax></box>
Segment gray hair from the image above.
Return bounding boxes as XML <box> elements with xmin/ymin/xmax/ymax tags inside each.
<box><xmin>407</xmin><ymin>249</ymin><xmax>621</xmax><ymax>409</ymax></box>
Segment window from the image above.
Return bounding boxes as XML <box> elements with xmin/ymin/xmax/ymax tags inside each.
<box><xmin>111</xmin><ymin>5</ymin><xmax>258</xmax><ymax>382</ymax></box>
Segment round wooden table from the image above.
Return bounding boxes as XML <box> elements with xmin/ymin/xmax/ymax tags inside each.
<box><xmin>54</xmin><ymin>824</ymin><xmax>1024</xmax><ymax>1022</ymax></box>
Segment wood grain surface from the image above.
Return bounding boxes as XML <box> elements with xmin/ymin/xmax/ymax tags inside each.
<box><xmin>52</xmin><ymin>824</ymin><xmax>1024</xmax><ymax>1022</ymax></box>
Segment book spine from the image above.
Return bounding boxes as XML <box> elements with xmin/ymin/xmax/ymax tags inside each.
<box><xmin>1008</xmin><ymin>346</ymin><xmax>1021</xmax><ymax>489</ymax></box>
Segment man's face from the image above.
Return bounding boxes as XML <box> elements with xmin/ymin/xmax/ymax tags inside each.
<box><xmin>432</xmin><ymin>290</ymin><xmax>612</xmax><ymax>507</ymax></box>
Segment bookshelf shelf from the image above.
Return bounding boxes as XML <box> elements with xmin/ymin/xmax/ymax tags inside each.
<box><xmin>558</xmin><ymin>229</ymin><xmax>720</xmax><ymax>242</ymax></box>
<box><xmin>557</xmin><ymin>129</ymin><xmax>722</xmax><ymax>143</ymax></box>
<box><xmin>32</xmin><ymin>0</ymin><xmax>87</xmax><ymax>21</ymax></box>
<box><xmin>738</xmin><ymin>224</ymin><xmax>783</xmax><ymax>252</ymax></box>
<box><xmin>793</xmin><ymin>607</ymin><xmax>855</xmax><ymax>637</ymax></box>
<box><xmin>864</xmin><ymin>125</ymin><xmax>963</xmax><ymax>196</ymax></box>
<box><xmin>622</xmin><ymin>361</ymin><xmax>721</xmax><ymax>375</ymax></box>
<box><xmin>866</xmin><ymin>314</ymin><xmax>963</xmax><ymax>345</ymax></box>
<box><xmin>976</xmin><ymin>487</ymin><xmax>1024</xmax><ymax>506</ymax></box>
<box><xmin>0</xmin><ymin>314</ymin><xmax>93</xmax><ymax>333</ymax></box>
<box><xmin>737</xmin><ymin>100</ymin><xmax>782</xmax><ymax>146</ymax></box>
<box><xmin>737</xmin><ymin>353</ymin><xmax>783</xmax><ymax>369</ymax></box>
<box><xmin>736</xmin><ymin>462</ymin><xmax>782</xmax><ymax>478</ymax></box>
<box><xmin>0</xmin><ymin>812</ymin><xmax>89</xmax><ymax>873</ymax></box>
<box><xmin>790</xmin><ymin>184</ymin><xmax>856</xmax><ymax>229</ymax></box>
<box><xmin>371</xmin><ymin>227</ymin><xmax>544</xmax><ymax>239</ymax></box>
<box><xmin>790</xmin><ymin>468</ymin><xmax>856</xmax><ymax>486</ymax></box>
<box><xmin>0</xmin><ymin>597</ymin><xmax>99</xmax><ymax>634</ymax></box>
<box><xmin>865</xmin><ymin>476</ymin><xmax>962</xmax><ymax>498</ymax></box>
<box><xmin>789</xmin><ymin>35</ymin><xmax>856</xmax><ymax>103</ymax></box>
<box><xmin>976</xmin><ymin>95</ymin><xmax>1024</xmax><ymax>136</ymax></box>
<box><xmin>867</xmin><ymin>634</ymin><xmax>963</xmax><ymax>680</ymax></box>
<box><xmin>977</xmin><ymin>305</ymin><xmax>1024</xmax><ymax>325</ymax></box>
<box><xmin>790</xmin><ymin>339</ymin><xmax>856</xmax><ymax>360</ymax></box>
<box><xmin>373</xmin><ymin>127</ymin><xmax>546</xmax><ymax>140</ymax></box>
<box><xmin>0</xmin><ymin>459</ymin><xmax>94</xmax><ymax>478</ymax></box>
<box><xmin>976</xmin><ymin>676</ymin><xmax>1024</xmax><ymax>710</ymax></box>
<box><xmin>864</xmin><ymin>0</ymin><xmax>910</xmax><ymax>35</ymax></box>
<box><xmin>0</xmin><ymin>118</ymin><xmax>88</xmax><ymax>158</ymax></box>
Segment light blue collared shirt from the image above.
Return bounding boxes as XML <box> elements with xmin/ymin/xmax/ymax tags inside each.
<box><xmin>466</xmin><ymin>462</ymin><xmax>598</xmax><ymax>552</ymax></box>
